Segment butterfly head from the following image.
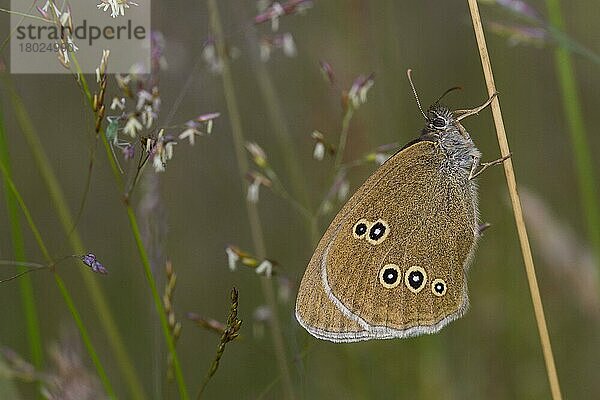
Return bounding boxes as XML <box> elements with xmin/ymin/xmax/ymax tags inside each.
<box><xmin>423</xmin><ymin>103</ymin><xmax>456</xmax><ymax>134</ymax></box>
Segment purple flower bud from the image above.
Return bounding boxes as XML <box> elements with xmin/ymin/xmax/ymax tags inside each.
<box><xmin>255</xmin><ymin>0</ymin><xmax>313</xmax><ymax>24</ymax></box>
<box><xmin>91</xmin><ymin>260</ymin><xmax>108</xmax><ymax>275</ymax></box>
<box><xmin>37</xmin><ymin>6</ymin><xmax>49</xmax><ymax>19</ymax></box>
<box><xmin>122</xmin><ymin>144</ymin><xmax>135</xmax><ymax>160</ymax></box>
<box><xmin>81</xmin><ymin>253</ymin><xmax>96</xmax><ymax>267</ymax></box>
<box><xmin>496</xmin><ymin>0</ymin><xmax>541</xmax><ymax>21</ymax></box>
<box><xmin>319</xmin><ymin>60</ymin><xmax>335</xmax><ymax>85</ymax></box>
<box><xmin>80</xmin><ymin>253</ymin><xmax>108</xmax><ymax>274</ymax></box>
<box><xmin>195</xmin><ymin>112</ymin><xmax>221</xmax><ymax>122</ymax></box>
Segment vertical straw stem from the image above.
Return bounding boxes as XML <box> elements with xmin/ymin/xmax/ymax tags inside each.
<box><xmin>466</xmin><ymin>1</ymin><xmax>563</xmax><ymax>399</ymax></box>
<box><xmin>207</xmin><ymin>1</ymin><xmax>295</xmax><ymax>399</ymax></box>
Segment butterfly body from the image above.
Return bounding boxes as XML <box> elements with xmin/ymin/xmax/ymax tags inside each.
<box><xmin>296</xmin><ymin>101</ymin><xmax>488</xmax><ymax>343</ymax></box>
<box><xmin>424</xmin><ymin>104</ymin><xmax>481</xmax><ymax>176</ymax></box>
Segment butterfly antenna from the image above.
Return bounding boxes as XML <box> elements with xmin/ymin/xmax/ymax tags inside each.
<box><xmin>407</xmin><ymin>69</ymin><xmax>427</xmax><ymax>119</ymax></box>
<box><xmin>435</xmin><ymin>86</ymin><xmax>462</xmax><ymax>104</ymax></box>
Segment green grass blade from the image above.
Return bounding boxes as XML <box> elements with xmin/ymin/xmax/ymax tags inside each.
<box><xmin>0</xmin><ymin>99</ymin><xmax>44</xmax><ymax>371</ymax></box>
<box><xmin>545</xmin><ymin>0</ymin><xmax>600</xmax><ymax>268</ymax></box>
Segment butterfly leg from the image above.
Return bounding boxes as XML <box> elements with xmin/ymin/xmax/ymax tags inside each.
<box><xmin>469</xmin><ymin>153</ymin><xmax>511</xmax><ymax>180</ymax></box>
<box><xmin>455</xmin><ymin>92</ymin><xmax>498</xmax><ymax>121</ymax></box>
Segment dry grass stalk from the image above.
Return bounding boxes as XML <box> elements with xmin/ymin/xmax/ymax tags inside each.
<box><xmin>466</xmin><ymin>1</ymin><xmax>562</xmax><ymax>399</ymax></box>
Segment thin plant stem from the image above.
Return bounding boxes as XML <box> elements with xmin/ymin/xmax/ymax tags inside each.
<box><xmin>546</xmin><ymin>26</ymin><xmax>600</xmax><ymax>65</ymax></box>
<box><xmin>2</xmin><ymin>76</ymin><xmax>147</xmax><ymax>400</ymax></box>
<box><xmin>333</xmin><ymin>109</ymin><xmax>355</xmax><ymax>173</ymax></box>
<box><xmin>0</xmin><ymin>104</ymin><xmax>44</xmax><ymax>370</ymax></box>
<box><xmin>125</xmin><ymin>204</ymin><xmax>190</xmax><ymax>400</ymax></box>
<box><xmin>267</xmin><ymin>171</ymin><xmax>313</xmax><ymax>220</ymax></box>
<box><xmin>544</xmin><ymin>0</ymin><xmax>600</xmax><ymax>272</ymax></box>
<box><xmin>0</xmin><ymin>7</ymin><xmax>47</xmax><ymax>22</ymax></box>
<box><xmin>0</xmin><ymin>260</ymin><xmax>46</xmax><ymax>269</ymax></box>
<box><xmin>72</xmin><ymin>54</ymin><xmax>190</xmax><ymax>399</ymax></box>
<box><xmin>207</xmin><ymin>1</ymin><xmax>295</xmax><ymax>399</ymax></box>
<box><xmin>0</xmin><ymin>160</ymin><xmax>116</xmax><ymax>399</ymax></box>
<box><xmin>466</xmin><ymin>2</ymin><xmax>563</xmax><ymax>399</ymax></box>
<box><xmin>0</xmin><ymin>269</ymin><xmax>44</xmax><ymax>284</ymax></box>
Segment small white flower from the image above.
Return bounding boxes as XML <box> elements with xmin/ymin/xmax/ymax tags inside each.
<box><xmin>247</xmin><ymin>179</ymin><xmax>261</xmax><ymax>203</ymax></box>
<box><xmin>95</xmin><ymin>49</ymin><xmax>110</xmax><ymax>82</ymax></box>
<box><xmin>252</xmin><ymin>305</ymin><xmax>271</xmax><ymax>322</ymax></box>
<box><xmin>256</xmin><ymin>260</ymin><xmax>273</xmax><ymax>278</ymax></box>
<box><xmin>179</xmin><ymin>126</ymin><xmax>199</xmax><ymax>146</ymax></box>
<box><xmin>141</xmin><ymin>105</ymin><xmax>155</xmax><ymax>128</ymax></box>
<box><xmin>348</xmin><ymin>74</ymin><xmax>375</xmax><ymax>109</ymax></box>
<box><xmin>260</xmin><ymin>41</ymin><xmax>271</xmax><ymax>62</ymax></box>
<box><xmin>59</xmin><ymin>48</ymin><xmax>70</xmax><ymax>66</ymax></box>
<box><xmin>97</xmin><ymin>0</ymin><xmax>139</xmax><ymax>18</ymax></box>
<box><xmin>151</xmin><ymin>130</ymin><xmax>176</xmax><ymax>172</ymax></box>
<box><xmin>136</xmin><ymin>90</ymin><xmax>152</xmax><ymax>111</ymax></box>
<box><xmin>225</xmin><ymin>247</ymin><xmax>239</xmax><ymax>271</ymax></box>
<box><xmin>357</xmin><ymin>82</ymin><xmax>373</xmax><ymax>104</ymax></box>
<box><xmin>337</xmin><ymin>179</ymin><xmax>350</xmax><ymax>202</ymax></box>
<box><xmin>110</xmin><ymin>97</ymin><xmax>126</xmax><ymax>110</ymax></box>
<box><xmin>246</xmin><ymin>142</ymin><xmax>267</xmax><ymax>166</ymax></box>
<box><xmin>113</xmin><ymin>2</ymin><xmax>125</xmax><ymax>17</ymax></box>
<box><xmin>277</xmin><ymin>277</ymin><xmax>292</xmax><ymax>303</ymax></box>
<box><xmin>67</xmin><ymin>37</ymin><xmax>78</xmax><ymax>52</ymax></box>
<box><xmin>128</xmin><ymin>62</ymin><xmax>146</xmax><ymax>77</ymax></box>
<box><xmin>164</xmin><ymin>142</ymin><xmax>174</xmax><ymax>160</ymax></box>
<box><xmin>115</xmin><ymin>74</ymin><xmax>131</xmax><ymax>88</ymax></box>
<box><xmin>123</xmin><ymin>116</ymin><xmax>142</xmax><ymax>137</ymax></box>
<box><xmin>42</xmin><ymin>1</ymin><xmax>52</xmax><ymax>12</ymax></box>
<box><xmin>153</xmin><ymin>156</ymin><xmax>165</xmax><ymax>172</ymax></box>
<box><xmin>322</xmin><ymin>200</ymin><xmax>332</xmax><ymax>215</ymax></box>
<box><xmin>97</xmin><ymin>2</ymin><xmax>110</xmax><ymax>12</ymax></box>
<box><xmin>202</xmin><ymin>42</ymin><xmax>223</xmax><ymax>73</ymax></box>
<box><xmin>270</xmin><ymin>2</ymin><xmax>284</xmax><ymax>31</ymax></box>
<box><xmin>145</xmin><ymin>138</ymin><xmax>153</xmax><ymax>152</ymax></box>
<box><xmin>313</xmin><ymin>142</ymin><xmax>325</xmax><ymax>161</ymax></box>
<box><xmin>151</xmin><ymin>89</ymin><xmax>161</xmax><ymax>113</ymax></box>
<box><xmin>42</xmin><ymin>0</ymin><xmax>60</xmax><ymax>15</ymax></box>
<box><xmin>375</xmin><ymin>153</ymin><xmax>390</xmax><ymax>165</ymax></box>
<box><xmin>282</xmin><ymin>33</ymin><xmax>296</xmax><ymax>57</ymax></box>
<box><xmin>59</xmin><ymin>9</ymin><xmax>71</xmax><ymax>26</ymax></box>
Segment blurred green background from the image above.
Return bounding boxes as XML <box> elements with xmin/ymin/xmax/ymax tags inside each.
<box><xmin>0</xmin><ymin>0</ymin><xmax>599</xmax><ymax>399</ymax></box>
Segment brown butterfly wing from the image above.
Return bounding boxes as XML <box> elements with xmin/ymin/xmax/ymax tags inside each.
<box><xmin>296</xmin><ymin>140</ymin><xmax>479</xmax><ymax>342</ymax></box>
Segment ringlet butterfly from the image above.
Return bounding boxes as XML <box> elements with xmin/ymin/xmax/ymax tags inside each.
<box><xmin>295</xmin><ymin>70</ymin><xmax>509</xmax><ymax>342</ymax></box>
